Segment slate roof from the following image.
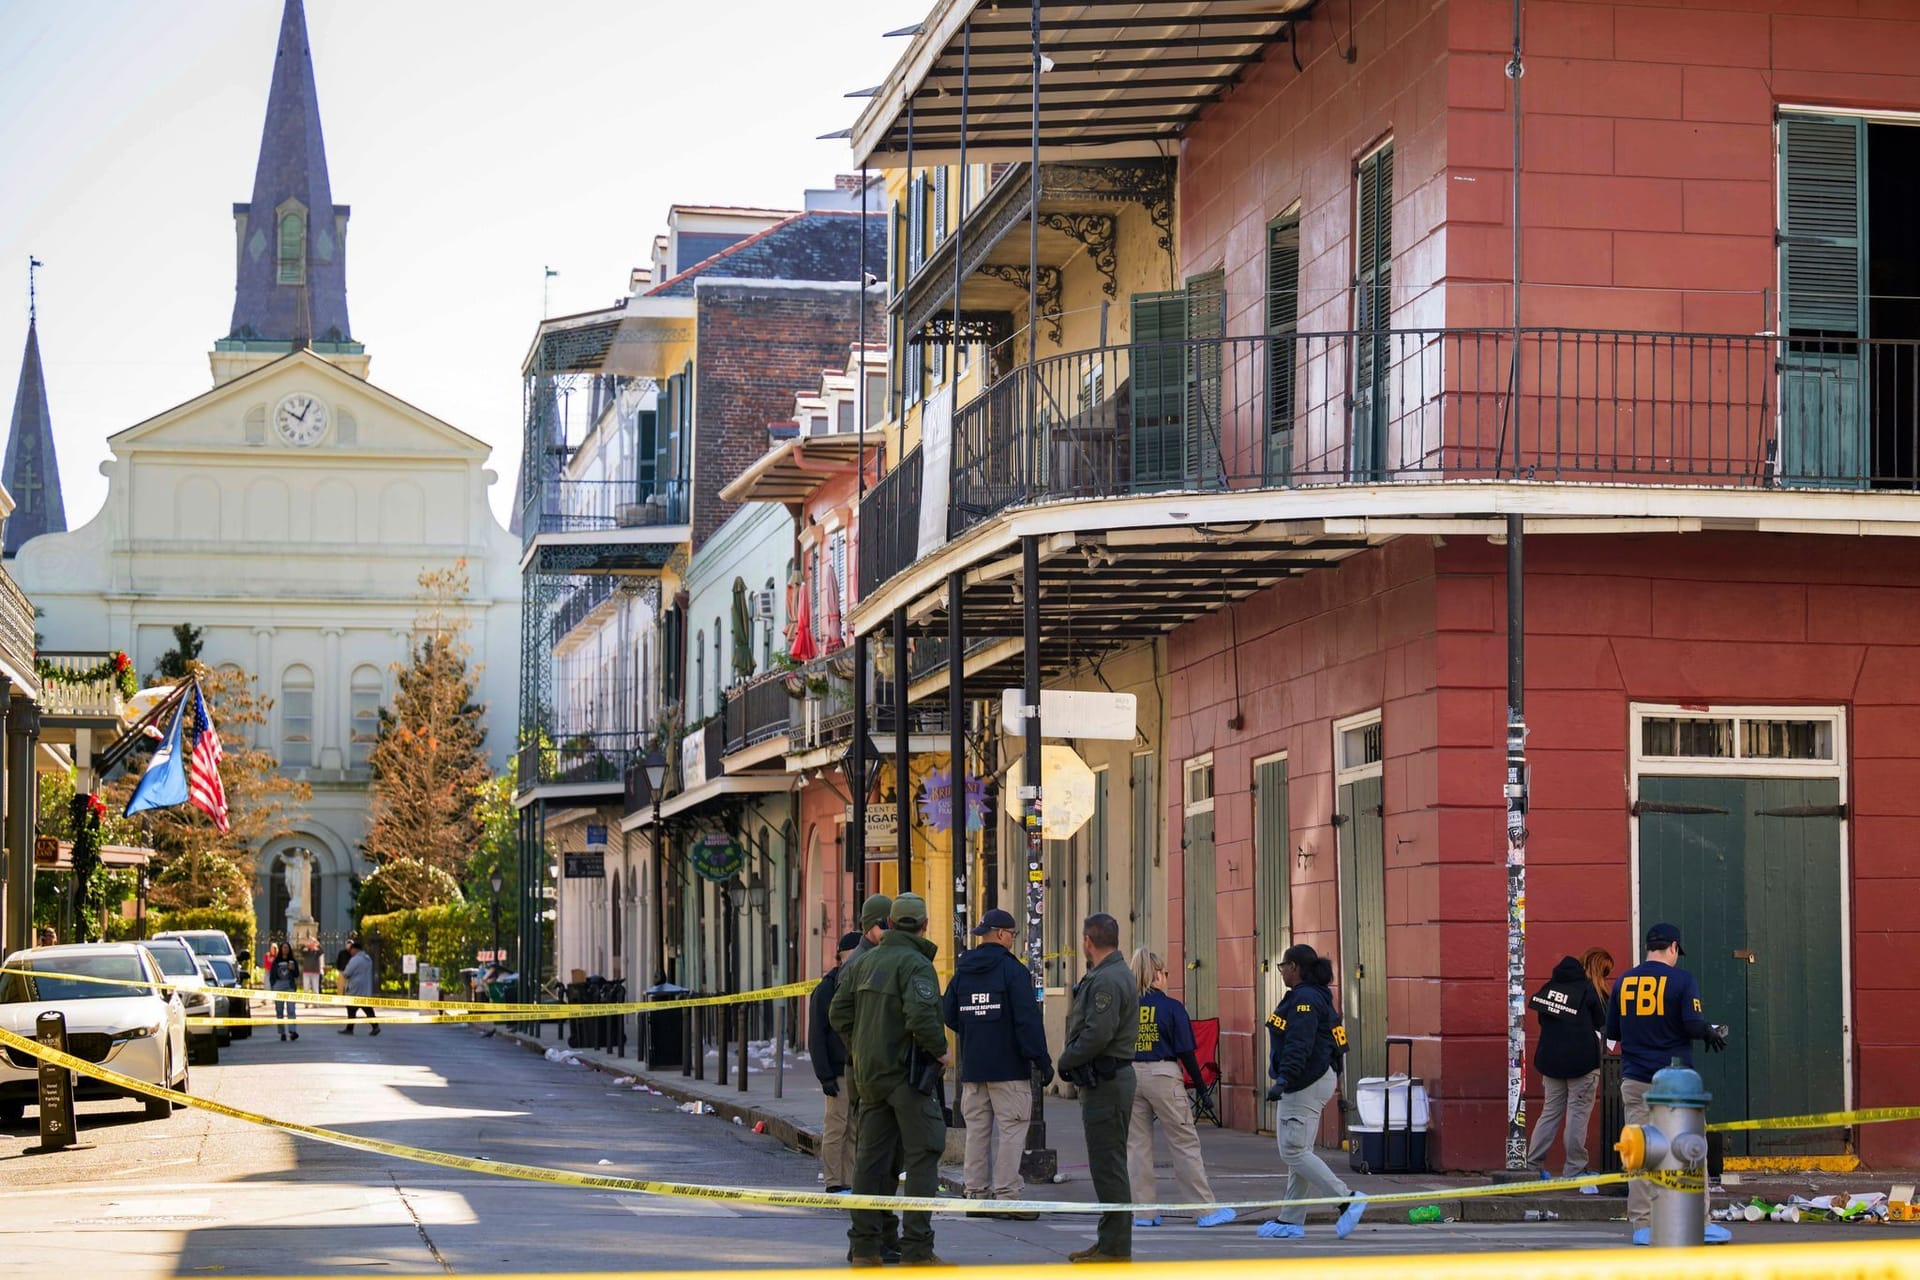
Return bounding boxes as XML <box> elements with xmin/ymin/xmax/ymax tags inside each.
<box><xmin>3</xmin><ymin>319</ymin><xmax>66</xmax><ymax>556</ymax></box>
<box><xmin>647</xmin><ymin>211</ymin><xmax>886</xmax><ymax>298</ymax></box>
<box><xmin>226</xmin><ymin>0</ymin><xmax>353</xmax><ymax>345</ymax></box>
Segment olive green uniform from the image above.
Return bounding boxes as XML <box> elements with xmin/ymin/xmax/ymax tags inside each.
<box><xmin>1058</xmin><ymin>949</ymin><xmax>1138</xmax><ymax>1259</ymax></box>
<box><xmin>829</xmin><ymin>927</ymin><xmax>947</xmax><ymax>1262</ymax></box>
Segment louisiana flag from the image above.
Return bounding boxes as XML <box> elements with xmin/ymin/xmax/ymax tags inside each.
<box><xmin>125</xmin><ymin>697</ymin><xmax>189</xmax><ymax>817</ymax></box>
<box><xmin>188</xmin><ymin>683</ymin><xmax>229</xmax><ymax>833</ymax></box>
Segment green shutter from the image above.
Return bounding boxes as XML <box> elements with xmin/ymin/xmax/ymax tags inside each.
<box><xmin>1129</xmin><ymin>291</ymin><xmax>1188</xmax><ymax>489</ymax></box>
<box><xmin>1779</xmin><ymin>114</ymin><xmax>1869</xmax><ymax>487</ymax></box>
<box><xmin>932</xmin><ymin>167</ymin><xmax>947</xmax><ymax>246</ymax></box>
<box><xmin>1355</xmin><ymin>146</ymin><xmax>1393</xmax><ymax>480</ymax></box>
<box><xmin>1186</xmin><ymin>270</ymin><xmax>1226</xmax><ymax>487</ymax></box>
<box><xmin>1266</xmin><ymin>217</ymin><xmax>1301</xmax><ymax>483</ymax></box>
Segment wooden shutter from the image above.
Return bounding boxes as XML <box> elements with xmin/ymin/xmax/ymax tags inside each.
<box><xmin>1129</xmin><ymin>291</ymin><xmax>1188</xmax><ymax>489</ymax></box>
<box><xmin>1186</xmin><ymin>270</ymin><xmax>1226</xmax><ymax>486</ymax></box>
<box><xmin>1266</xmin><ymin>216</ymin><xmax>1302</xmax><ymax>482</ymax></box>
<box><xmin>908</xmin><ymin>175</ymin><xmax>925</xmax><ymax>273</ymax></box>
<box><xmin>1778</xmin><ymin>115</ymin><xmax>1868</xmax><ymax>485</ymax></box>
<box><xmin>932</xmin><ymin>167</ymin><xmax>948</xmax><ymax>246</ymax></box>
<box><xmin>1354</xmin><ymin>145</ymin><xmax>1394</xmax><ymax>479</ymax></box>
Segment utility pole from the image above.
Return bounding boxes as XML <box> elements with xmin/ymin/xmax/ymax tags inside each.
<box><xmin>1502</xmin><ymin>0</ymin><xmax>1531</xmax><ymax>1171</ymax></box>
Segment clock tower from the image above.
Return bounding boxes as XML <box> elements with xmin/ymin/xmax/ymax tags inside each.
<box><xmin>211</xmin><ymin>0</ymin><xmax>368</xmax><ymax>387</ymax></box>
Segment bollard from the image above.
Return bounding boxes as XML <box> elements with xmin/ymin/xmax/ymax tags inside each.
<box><xmin>33</xmin><ymin>1011</ymin><xmax>77</xmax><ymax>1152</ymax></box>
<box><xmin>1615</xmin><ymin>1061</ymin><xmax>1712</xmax><ymax>1247</ymax></box>
<box><xmin>773</xmin><ymin>1001</ymin><xmax>785</xmax><ymax>1100</ymax></box>
<box><xmin>737</xmin><ymin>1006</ymin><xmax>749</xmax><ymax>1094</ymax></box>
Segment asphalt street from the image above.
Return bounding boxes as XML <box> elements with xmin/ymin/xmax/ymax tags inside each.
<box><xmin>0</xmin><ymin>1008</ymin><xmax>1880</xmax><ymax>1275</ymax></box>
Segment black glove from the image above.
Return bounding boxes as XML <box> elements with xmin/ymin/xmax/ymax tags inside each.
<box><xmin>1703</xmin><ymin>1027</ymin><xmax>1728</xmax><ymax>1054</ymax></box>
<box><xmin>821</xmin><ymin>1078</ymin><xmax>839</xmax><ymax>1098</ymax></box>
<box><xmin>1266</xmin><ymin>1080</ymin><xmax>1286</xmax><ymax>1102</ymax></box>
<box><xmin>1035</xmin><ymin>1060</ymin><xmax>1055</xmax><ymax>1088</ymax></box>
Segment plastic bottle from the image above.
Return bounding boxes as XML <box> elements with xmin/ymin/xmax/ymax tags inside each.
<box><xmin>1522</xmin><ymin>1209</ymin><xmax>1560</xmax><ymax>1222</ymax></box>
<box><xmin>1407</xmin><ymin>1205</ymin><xmax>1444</xmax><ymax>1224</ymax></box>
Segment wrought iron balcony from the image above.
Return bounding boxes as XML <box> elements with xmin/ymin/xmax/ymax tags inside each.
<box><xmin>859</xmin><ymin>327</ymin><xmax>1920</xmax><ymax>595</ymax></box>
<box><xmin>724</xmin><ymin>673</ymin><xmax>792</xmax><ymax>757</ymax></box>
<box><xmin>515</xmin><ymin>729</ymin><xmax>650</xmax><ymax>794</ymax></box>
<box><xmin>785</xmin><ymin>655</ymin><xmax>948</xmax><ymax>756</ymax></box>
<box><xmin>520</xmin><ymin>478</ymin><xmax>689</xmax><ymax>547</ymax></box>
<box><xmin>0</xmin><ymin>566</ymin><xmax>35</xmax><ymax>691</ymax></box>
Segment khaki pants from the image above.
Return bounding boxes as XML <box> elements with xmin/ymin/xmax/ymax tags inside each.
<box><xmin>1127</xmin><ymin>1059</ymin><xmax>1215</xmax><ymax>1209</ymax></box>
<box><xmin>1273</xmin><ymin>1071</ymin><xmax>1350</xmax><ymax>1227</ymax></box>
<box><xmin>821</xmin><ymin>1076</ymin><xmax>853</xmax><ymax>1188</ymax></box>
<box><xmin>1622</xmin><ymin>1077</ymin><xmax>1653</xmax><ymax>1229</ymax></box>
<box><xmin>961</xmin><ymin>1079</ymin><xmax>1032</xmax><ymax>1199</ymax></box>
<box><xmin>1527</xmin><ymin>1070</ymin><xmax>1599</xmax><ymax>1177</ymax></box>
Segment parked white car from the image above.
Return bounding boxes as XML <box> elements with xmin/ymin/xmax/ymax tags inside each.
<box><xmin>152</xmin><ymin>929</ymin><xmax>240</xmax><ymax>971</ymax></box>
<box><xmin>0</xmin><ymin>943</ymin><xmax>190</xmax><ymax>1125</ymax></box>
<box><xmin>139</xmin><ymin>938</ymin><xmax>222</xmax><ymax>1064</ymax></box>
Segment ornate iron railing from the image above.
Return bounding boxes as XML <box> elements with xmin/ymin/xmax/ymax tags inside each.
<box><xmin>857</xmin><ymin>448</ymin><xmax>922</xmax><ymax>600</ymax></box>
<box><xmin>724</xmin><ymin>673</ymin><xmax>792</xmax><ymax>755</ymax></box>
<box><xmin>520</xmin><ymin>478</ymin><xmax>688</xmax><ymax>546</ymax></box>
<box><xmin>517</xmin><ymin>730</ymin><xmax>650</xmax><ymax>792</ymax></box>
<box><xmin>0</xmin><ymin>567</ymin><xmax>34</xmax><ymax>685</ymax></box>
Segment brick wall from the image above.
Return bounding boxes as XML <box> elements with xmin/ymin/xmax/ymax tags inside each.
<box><xmin>691</xmin><ymin>285</ymin><xmax>885</xmax><ymax>552</ymax></box>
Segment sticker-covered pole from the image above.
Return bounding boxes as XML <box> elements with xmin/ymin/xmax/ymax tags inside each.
<box><xmin>1019</xmin><ymin>531</ymin><xmax>1052</xmax><ymax>1177</ymax></box>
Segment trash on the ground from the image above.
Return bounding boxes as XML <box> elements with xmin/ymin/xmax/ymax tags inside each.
<box><xmin>1051</xmin><ymin>1173</ymin><xmax>1070</xmax><ymax>1184</ymax></box>
<box><xmin>543</xmin><ymin>1047</ymin><xmax>581</xmax><ymax>1065</ymax></box>
<box><xmin>611</xmin><ymin>1076</ymin><xmax>636</xmax><ymax>1085</ymax></box>
<box><xmin>597</xmin><ymin>1158</ymin><xmax>613</xmax><ymax>1165</ymax></box>
<box><xmin>677</xmin><ymin>1100</ymin><xmax>715</xmax><ymax>1115</ymax></box>
<box><xmin>1407</xmin><ymin>1205</ymin><xmax>1443</xmax><ymax>1224</ymax></box>
<box><xmin>1522</xmin><ymin>1209</ymin><xmax>1558</xmax><ymax>1222</ymax></box>
<box><xmin>752</xmin><ymin>1121</ymin><xmax>767</xmax><ymax>1134</ymax></box>
<box><xmin>732</xmin><ymin>1116</ymin><xmax>745</xmax><ymax>1125</ymax></box>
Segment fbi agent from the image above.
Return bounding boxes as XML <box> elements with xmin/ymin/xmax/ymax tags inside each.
<box><xmin>1260</xmin><ymin>944</ymin><xmax>1368</xmax><ymax>1242</ymax></box>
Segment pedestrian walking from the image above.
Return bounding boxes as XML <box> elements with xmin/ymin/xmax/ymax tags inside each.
<box><xmin>942</xmin><ymin>908</ymin><xmax>1050</xmax><ymax>1218</ymax></box>
<box><xmin>339</xmin><ymin>937</ymin><xmax>378</xmax><ymax>1035</ymax></box>
<box><xmin>36</xmin><ymin>926</ymin><xmax>56</xmax><ymax>947</ymax></box>
<box><xmin>1259</xmin><ymin>944</ymin><xmax>1367</xmax><ymax>1242</ymax></box>
<box><xmin>1056</xmin><ymin>912</ymin><xmax>1136</xmax><ymax>1264</ymax></box>
<box><xmin>1125</xmin><ymin>948</ymin><xmax>1234</xmax><ymax>1228</ymax></box>
<box><xmin>811</xmin><ymin>930</ymin><xmax>862</xmax><ymax>1194</ymax></box>
<box><xmin>267</xmin><ymin>941</ymin><xmax>302</xmax><ymax>1041</ymax></box>
<box><xmin>1525</xmin><ymin>954</ymin><xmax>1605</xmax><ymax>1183</ymax></box>
<box><xmin>1605</xmin><ymin>922</ymin><xmax>1729</xmax><ymax>1246</ymax></box>
<box><xmin>828</xmin><ymin>892</ymin><xmax>949</xmax><ymax>1267</ymax></box>
<box><xmin>300</xmin><ymin>937</ymin><xmax>323</xmax><ymax>994</ymax></box>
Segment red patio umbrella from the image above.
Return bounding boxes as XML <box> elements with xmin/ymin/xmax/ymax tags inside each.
<box><xmin>788</xmin><ymin>561</ymin><xmax>818</xmax><ymax>662</ymax></box>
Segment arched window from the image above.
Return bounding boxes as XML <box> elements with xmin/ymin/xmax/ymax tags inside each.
<box><xmin>277</xmin><ymin>209</ymin><xmax>306</xmax><ymax>285</ymax></box>
<box><xmin>349</xmin><ymin>665</ymin><xmax>383</xmax><ymax>769</ymax></box>
<box><xmin>282</xmin><ymin>665</ymin><xmax>315</xmax><ymax>767</ymax></box>
<box><xmin>713</xmin><ymin>617</ymin><xmax>722</xmax><ymax>703</ymax></box>
<box><xmin>694</xmin><ymin>631</ymin><xmax>706</xmax><ymax>719</ymax></box>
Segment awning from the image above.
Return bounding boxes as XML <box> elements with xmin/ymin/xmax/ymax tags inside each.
<box><xmin>34</xmin><ymin>841</ymin><xmax>156</xmax><ymax>872</ymax></box>
<box><xmin>647</xmin><ymin>773</ymin><xmax>796</xmax><ymax>825</ymax></box>
<box><xmin>720</xmin><ymin>436</ymin><xmax>878</xmax><ymax>506</ymax></box>
<box><xmin>850</xmin><ymin>0</ymin><xmax>1317</xmax><ymax>167</ymax></box>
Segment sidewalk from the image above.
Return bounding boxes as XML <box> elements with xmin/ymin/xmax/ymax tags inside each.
<box><xmin>491</xmin><ymin>1025</ymin><xmax>1908</xmax><ymax>1227</ymax></box>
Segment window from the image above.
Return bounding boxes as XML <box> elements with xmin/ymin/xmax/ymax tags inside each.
<box><xmin>1129</xmin><ymin>273</ymin><xmax>1224</xmax><ymax>490</ymax></box>
<box><xmin>1266</xmin><ymin>210</ymin><xmax>1302</xmax><ymax>482</ymax></box>
<box><xmin>908</xmin><ymin>174</ymin><xmax>926</xmax><ymax>273</ymax></box>
<box><xmin>837</xmin><ymin>400</ymin><xmax>855</xmax><ymax>433</ymax></box>
<box><xmin>865</xmin><ymin>371</ymin><xmax>888</xmax><ymax>427</ymax></box>
<box><xmin>1354</xmin><ymin>142</ymin><xmax>1394</xmax><ymax>479</ymax></box>
<box><xmin>713</xmin><ymin>617</ymin><xmax>723</xmax><ymax>703</ymax></box>
<box><xmin>277</xmin><ymin>209</ymin><xmax>306</xmax><ymax>285</ymax></box>
<box><xmin>1639</xmin><ymin>714</ymin><xmax>1836</xmax><ymax>763</ymax></box>
<box><xmin>282</xmin><ymin>665</ymin><xmax>314</xmax><ymax>768</ymax></box>
<box><xmin>694</xmin><ymin>631</ymin><xmax>706</xmax><ymax>720</ymax></box>
<box><xmin>1338</xmin><ymin>716</ymin><xmax>1384</xmax><ymax>773</ymax></box>
<box><xmin>349</xmin><ymin>665</ymin><xmax>382</xmax><ymax>768</ymax></box>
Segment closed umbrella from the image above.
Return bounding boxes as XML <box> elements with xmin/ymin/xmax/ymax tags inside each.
<box><xmin>822</xmin><ymin>558</ymin><xmax>843</xmax><ymax>653</ymax></box>
<box><xmin>730</xmin><ymin>578</ymin><xmax>754</xmax><ymax>681</ymax></box>
<box><xmin>787</xmin><ymin>562</ymin><xmax>818</xmax><ymax>662</ymax></box>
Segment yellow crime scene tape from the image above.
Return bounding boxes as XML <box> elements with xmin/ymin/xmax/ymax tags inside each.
<box><xmin>1708</xmin><ymin>1105</ymin><xmax>1920</xmax><ymax>1132</ymax></box>
<box><xmin>0</xmin><ymin>1019</ymin><xmax>1664</xmax><ymax>1216</ymax></box>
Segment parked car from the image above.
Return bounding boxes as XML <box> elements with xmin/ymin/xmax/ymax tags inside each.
<box><xmin>138</xmin><ymin>938</ymin><xmax>222</xmax><ymax>1064</ymax></box>
<box><xmin>0</xmin><ymin>943</ymin><xmax>190</xmax><ymax>1124</ymax></box>
<box><xmin>202</xmin><ymin>956</ymin><xmax>253</xmax><ymax>1039</ymax></box>
<box><xmin>152</xmin><ymin>929</ymin><xmax>241</xmax><ymax>975</ymax></box>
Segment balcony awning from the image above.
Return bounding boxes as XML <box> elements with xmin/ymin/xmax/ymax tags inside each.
<box><xmin>720</xmin><ymin>436</ymin><xmax>878</xmax><ymax>506</ymax></box>
<box><xmin>521</xmin><ymin>297</ymin><xmax>696</xmax><ymax>379</ymax></box>
<box><xmin>850</xmin><ymin>0</ymin><xmax>1317</xmax><ymax>167</ymax></box>
<box><xmin>651</xmin><ymin>773</ymin><xmax>796</xmax><ymax>823</ymax></box>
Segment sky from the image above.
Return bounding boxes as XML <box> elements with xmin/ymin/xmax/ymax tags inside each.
<box><xmin>0</xmin><ymin>0</ymin><xmax>924</xmax><ymax>529</ymax></box>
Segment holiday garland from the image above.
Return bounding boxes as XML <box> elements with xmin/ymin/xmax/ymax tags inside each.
<box><xmin>37</xmin><ymin>650</ymin><xmax>138</xmax><ymax>701</ymax></box>
<box><xmin>69</xmin><ymin>792</ymin><xmax>107</xmax><ymax>944</ymax></box>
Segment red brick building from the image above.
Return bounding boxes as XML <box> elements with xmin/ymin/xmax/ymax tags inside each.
<box><xmin>847</xmin><ymin>0</ymin><xmax>1920</xmax><ymax>1169</ymax></box>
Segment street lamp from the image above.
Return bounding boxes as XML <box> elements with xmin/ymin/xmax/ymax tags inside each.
<box><xmin>488</xmin><ymin>869</ymin><xmax>504</xmax><ymax>969</ymax></box>
<box><xmin>644</xmin><ymin>748</ymin><xmax>668</xmax><ymax>981</ymax></box>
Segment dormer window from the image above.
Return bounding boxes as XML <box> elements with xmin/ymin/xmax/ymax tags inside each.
<box><xmin>276</xmin><ymin>203</ymin><xmax>307</xmax><ymax>285</ymax></box>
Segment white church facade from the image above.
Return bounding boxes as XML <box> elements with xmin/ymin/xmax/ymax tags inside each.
<box><xmin>8</xmin><ymin>0</ymin><xmax>521</xmax><ymax>942</ymax></box>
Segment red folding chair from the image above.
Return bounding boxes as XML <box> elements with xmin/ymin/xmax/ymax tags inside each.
<box><xmin>1182</xmin><ymin>1017</ymin><xmax>1224</xmax><ymax>1127</ymax></box>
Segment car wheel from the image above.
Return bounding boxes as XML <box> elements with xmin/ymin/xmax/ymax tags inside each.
<box><xmin>145</xmin><ymin>1053</ymin><xmax>174</xmax><ymax>1119</ymax></box>
<box><xmin>232</xmin><ymin>1022</ymin><xmax>252</xmax><ymax>1040</ymax></box>
<box><xmin>215</xmin><ymin>1028</ymin><xmax>232</xmax><ymax>1048</ymax></box>
<box><xmin>0</xmin><ymin>1100</ymin><xmax>23</xmax><ymax>1126</ymax></box>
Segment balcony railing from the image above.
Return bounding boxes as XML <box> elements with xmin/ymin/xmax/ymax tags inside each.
<box><xmin>551</xmin><ymin>575</ymin><xmax>616</xmax><ymax>646</ymax></box>
<box><xmin>0</xmin><ymin>567</ymin><xmax>33</xmax><ymax>684</ymax></box>
<box><xmin>786</xmin><ymin>655</ymin><xmax>949</xmax><ymax>755</ymax></box>
<box><xmin>861</xmin><ymin>328</ymin><xmax>1920</xmax><ymax>591</ymax></box>
<box><xmin>857</xmin><ymin>448</ymin><xmax>922</xmax><ymax>599</ymax></box>
<box><xmin>623</xmin><ymin>757</ymin><xmax>658</xmax><ymax>818</ymax></box>
<box><xmin>724</xmin><ymin>673</ymin><xmax>792</xmax><ymax>756</ymax></box>
<box><xmin>516</xmin><ymin>729</ymin><xmax>651</xmax><ymax>793</ymax></box>
<box><xmin>34</xmin><ymin>651</ymin><xmax>128</xmax><ymax>719</ymax></box>
<box><xmin>521</xmin><ymin>478</ymin><xmax>689</xmax><ymax>547</ymax></box>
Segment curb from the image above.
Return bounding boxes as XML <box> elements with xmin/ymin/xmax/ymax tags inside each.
<box><xmin>491</xmin><ymin>1027</ymin><xmax>821</xmax><ymax>1158</ymax></box>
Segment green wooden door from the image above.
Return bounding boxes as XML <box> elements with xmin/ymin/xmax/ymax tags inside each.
<box><xmin>1266</xmin><ymin>217</ymin><xmax>1301</xmax><ymax>484</ymax></box>
<box><xmin>1186</xmin><ymin>270</ymin><xmax>1226</xmax><ymax>488</ymax></box>
<box><xmin>1779</xmin><ymin>113</ymin><xmax>1869</xmax><ymax>487</ymax></box>
<box><xmin>1087</xmin><ymin>769</ymin><xmax>1111</xmax><ymax>920</ymax></box>
<box><xmin>1184</xmin><ymin>802</ymin><xmax>1218</xmax><ymax>1021</ymax></box>
<box><xmin>1129</xmin><ymin>752</ymin><xmax>1156</xmax><ymax>949</ymax></box>
<box><xmin>1130</xmin><ymin>292</ymin><xmax>1189</xmax><ymax>490</ymax></box>
<box><xmin>1637</xmin><ymin>775</ymin><xmax>1845</xmax><ymax>1155</ymax></box>
<box><xmin>1353</xmin><ymin>145</ymin><xmax>1394</xmax><ymax>481</ymax></box>
<box><xmin>1337</xmin><ymin>775</ymin><xmax>1387</xmax><ymax>1087</ymax></box>
<box><xmin>1254</xmin><ymin>757</ymin><xmax>1292</xmax><ymax>1130</ymax></box>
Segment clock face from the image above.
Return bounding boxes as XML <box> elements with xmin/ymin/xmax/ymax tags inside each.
<box><xmin>274</xmin><ymin>393</ymin><xmax>329</xmax><ymax>446</ymax></box>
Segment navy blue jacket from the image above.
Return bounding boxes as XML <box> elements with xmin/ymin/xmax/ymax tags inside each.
<box><xmin>942</xmin><ymin>942</ymin><xmax>1049</xmax><ymax>1083</ymax></box>
<box><xmin>1530</xmin><ymin>955</ymin><xmax>1605</xmax><ymax>1079</ymax></box>
<box><xmin>1266</xmin><ymin>981</ymin><xmax>1346</xmax><ymax>1094</ymax></box>
<box><xmin>808</xmin><ymin>964</ymin><xmax>848</xmax><ymax>1082</ymax></box>
<box><xmin>1605</xmin><ymin>959</ymin><xmax>1712</xmax><ymax>1083</ymax></box>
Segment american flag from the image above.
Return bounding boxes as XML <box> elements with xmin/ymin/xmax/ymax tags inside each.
<box><xmin>188</xmin><ymin>682</ymin><xmax>229</xmax><ymax>833</ymax></box>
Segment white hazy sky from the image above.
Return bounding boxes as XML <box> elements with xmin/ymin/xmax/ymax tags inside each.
<box><xmin>0</xmin><ymin>0</ymin><xmax>924</xmax><ymax>529</ymax></box>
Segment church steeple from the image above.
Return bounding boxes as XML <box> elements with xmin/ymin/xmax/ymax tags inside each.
<box><xmin>223</xmin><ymin>0</ymin><xmax>355</xmax><ymax>356</ymax></box>
<box><xmin>4</xmin><ymin>262</ymin><xmax>67</xmax><ymax>558</ymax></box>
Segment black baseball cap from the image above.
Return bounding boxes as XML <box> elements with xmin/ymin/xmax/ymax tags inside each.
<box><xmin>1645</xmin><ymin>922</ymin><xmax>1685</xmax><ymax>955</ymax></box>
<box><xmin>972</xmin><ymin>908</ymin><xmax>1018</xmax><ymax>936</ymax></box>
<box><xmin>836</xmin><ymin>931</ymin><xmax>862</xmax><ymax>953</ymax></box>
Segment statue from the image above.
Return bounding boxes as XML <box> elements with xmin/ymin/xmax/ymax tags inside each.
<box><xmin>282</xmin><ymin>850</ymin><xmax>315</xmax><ymax>932</ymax></box>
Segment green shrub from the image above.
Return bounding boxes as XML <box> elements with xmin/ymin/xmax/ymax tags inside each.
<box><xmin>357</xmin><ymin>902</ymin><xmax>487</xmax><ymax>993</ymax></box>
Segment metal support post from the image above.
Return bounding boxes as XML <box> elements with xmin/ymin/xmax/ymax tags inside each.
<box><xmin>949</xmin><ymin>572</ymin><xmax>967</xmax><ymax>956</ymax></box>
<box><xmin>893</xmin><ymin>607</ymin><xmax>911</xmax><ymax>894</ymax></box>
<box><xmin>851</xmin><ymin>632</ymin><xmax>869</xmax><ymax>904</ymax></box>
<box><xmin>774</xmin><ymin>1001</ymin><xmax>786</xmax><ymax>1100</ymax></box>
<box><xmin>1018</xmin><ymin>534</ymin><xmax>1053</xmax><ymax>1178</ymax></box>
<box><xmin>5</xmin><ymin>693</ymin><xmax>38</xmax><ymax>957</ymax></box>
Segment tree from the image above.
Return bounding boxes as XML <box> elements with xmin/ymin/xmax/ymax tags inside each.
<box><xmin>36</xmin><ymin>770</ymin><xmax>140</xmax><ymax>938</ymax></box>
<box><xmin>154</xmin><ymin>623</ymin><xmax>204</xmax><ymax>682</ymax></box>
<box><xmin>355</xmin><ymin>858</ymin><xmax>463</xmax><ymax>918</ymax></box>
<box><xmin>365</xmin><ymin>562</ymin><xmax>490</xmax><ymax>887</ymax></box>
<box><xmin>102</xmin><ymin>660</ymin><xmax>311</xmax><ymax>910</ymax></box>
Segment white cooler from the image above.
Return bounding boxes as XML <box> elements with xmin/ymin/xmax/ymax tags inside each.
<box><xmin>1349</xmin><ymin>1072</ymin><xmax>1430</xmax><ymax>1173</ymax></box>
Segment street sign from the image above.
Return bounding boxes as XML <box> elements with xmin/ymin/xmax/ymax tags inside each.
<box><xmin>843</xmin><ymin>806</ymin><xmax>898</xmax><ymax>851</ymax></box>
<box><xmin>691</xmin><ymin>833</ymin><xmax>744</xmax><ymax>882</ymax></box>
<box><xmin>1009</xmin><ymin>746</ymin><xmax>1098</xmax><ymax>840</ymax></box>
<box><xmin>564</xmin><ymin>852</ymin><xmax>606</xmax><ymax>879</ymax></box>
<box><xmin>402</xmin><ymin>954</ymin><xmax>418</xmax><ymax>975</ymax></box>
<box><xmin>1001</xmin><ymin>688</ymin><xmax>1136</xmax><ymax>741</ymax></box>
<box><xmin>585</xmin><ymin>823</ymin><xmax>608</xmax><ymax>849</ymax></box>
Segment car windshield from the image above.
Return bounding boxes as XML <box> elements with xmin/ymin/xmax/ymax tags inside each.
<box><xmin>0</xmin><ymin>954</ymin><xmax>153</xmax><ymax>1002</ymax></box>
<box><xmin>178</xmin><ymin>936</ymin><xmax>231</xmax><ymax>958</ymax></box>
<box><xmin>145</xmin><ymin>945</ymin><xmax>200</xmax><ymax>978</ymax></box>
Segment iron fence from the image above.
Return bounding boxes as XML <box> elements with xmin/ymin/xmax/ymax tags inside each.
<box><xmin>520</xmin><ymin>477</ymin><xmax>688</xmax><ymax>544</ymax></box>
<box><xmin>0</xmin><ymin>567</ymin><xmax>34</xmax><ymax>683</ymax></box>
<box><xmin>724</xmin><ymin>674</ymin><xmax>792</xmax><ymax>755</ymax></box>
<box><xmin>517</xmin><ymin>730</ymin><xmax>651</xmax><ymax>791</ymax></box>
<box><xmin>856</xmin><ymin>449</ymin><xmax>921</xmax><ymax>599</ymax></box>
